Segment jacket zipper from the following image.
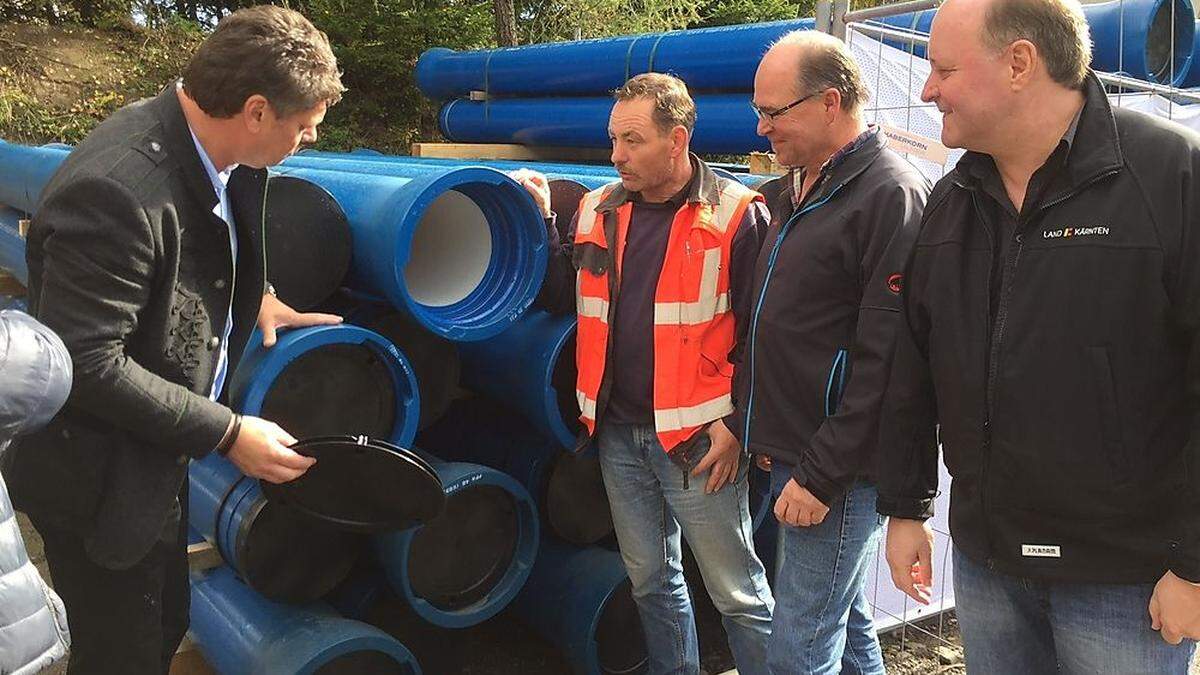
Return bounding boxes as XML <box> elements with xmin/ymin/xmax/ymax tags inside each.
<box><xmin>742</xmin><ymin>183</ymin><xmax>846</xmax><ymax>451</ymax></box>
<box><xmin>975</xmin><ymin>168</ymin><xmax>1119</xmax><ymax>569</ymax></box>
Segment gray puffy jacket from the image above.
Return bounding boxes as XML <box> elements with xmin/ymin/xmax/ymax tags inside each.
<box><xmin>1</xmin><ymin>309</ymin><xmax>71</xmax><ymax>675</ymax></box>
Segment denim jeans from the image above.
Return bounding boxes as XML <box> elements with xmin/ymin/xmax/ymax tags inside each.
<box><xmin>766</xmin><ymin>467</ymin><xmax>886</xmax><ymax>675</ymax></box>
<box><xmin>953</xmin><ymin>547</ymin><xmax>1196</xmax><ymax>674</ymax></box>
<box><xmin>597</xmin><ymin>423</ymin><xmax>774</xmax><ymax>675</ymax></box>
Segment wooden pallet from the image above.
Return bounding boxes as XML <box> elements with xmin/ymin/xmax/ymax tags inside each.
<box><xmin>0</xmin><ymin>271</ymin><xmax>25</xmax><ymax>297</ymax></box>
<box><xmin>748</xmin><ymin>151</ymin><xmax>787</xmax><ymax>176</ymax></box>
<box><xmin>166</xmin><ymin>543</ymin><xmax>223</xmax><ymax>675</ymax></box>
<box><xmin>411</xmin><ymin>142</ymin><xmax>611</xmax><ymax>163</ymax></box>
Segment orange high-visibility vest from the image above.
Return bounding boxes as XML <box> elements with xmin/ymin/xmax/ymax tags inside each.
<box><xmin>573</xmin><ymin>177</ymin><xmax>762</xmax><ymax>452</ymax></box>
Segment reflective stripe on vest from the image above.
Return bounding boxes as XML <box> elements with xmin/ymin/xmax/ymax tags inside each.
<box><xmin>573</xmin><ymin>176</ymin><xmax>761</xmax><ymax>452</ymax></box>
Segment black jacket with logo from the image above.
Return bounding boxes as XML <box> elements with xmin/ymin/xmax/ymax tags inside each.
<box><xmin>730</xmin><ymin>129</ymin><xmax>929</xmax><ymax>505</ymax></box>
<box><xmin>877</xmin><ymin>73</ymin><xmax>1200</xmax><ymax>583</ymax></box>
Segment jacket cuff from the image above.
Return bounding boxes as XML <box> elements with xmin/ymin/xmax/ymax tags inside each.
<box><xmin>723</xmin><ymin>411</ymin><xmax>743</xmax><ymax>445</ymax></box>
<box><xmin>189</xmin><ymin>402</ymin><xmax>236</xmax><ymax>460</ymax></box>
<box><xmin>790</xmin><ymin>461</ymin><xmax>838</xmax><ymax>507</ymax></box>
<box><xmin>876</xmin><ymin>494</ymin><xmax>935</xmax><ymax>520</ymax></box>
<box><xmin>1169</xmin><ymin>542</ymin><xmax>1200</xmax><ymax>583</ymax></box>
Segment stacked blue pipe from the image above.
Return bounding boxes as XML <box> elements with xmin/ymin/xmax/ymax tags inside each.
<box><xmin>417</xmin><ymin>0</ymin><xmax>1193</xmax><ymax>100</ymax></box>
<box><xmin>436</xmin><ymin>95</ymin><xmax>769</xmax><ymax>155</ymax></box>
<box><xmin>416</xmin><ymin>18</ymin><xmax>816</xmax><ymax>99</ymax></box>
<box><xmin>418</xmin><ymin>395</ymin><xmax>615</xmax><ymax>546</ymax></box>
<box><xmin>345</xmin><ymin>306</ymin><xmax>462</xmax><ymax>430</ymax></box>
<box><xmin>0</xmin><ymin>207</ymin><xmax>27</xmax><ymax>285</ymax></box>
<box><xmin>188</xmin><ymin>451</ymin><xmax>370</xmax><ymax>603</ymax></box>
<box><xmin>0</xmin><ymin>295</ymin><xmax>27</xmax><ymax>312</ymax></box>
<box><xmin>292</xmin><ymin>150</ymin><xmax>616</xmax><ymax>188</ymax></box>
<box><xmin>189</xmin><ymin>324</ymin><xmax>421</xmax><ymax>602</ymax></box>
<box><xmin>1185</xmin><ymin>20</ymin><xmax>1200</xmax><ymax>85</ymax></box>
<box><xmin>0</xmin><ymin>141</ymin><xmax>549</xmax><ymax>343</ymax></box>
<box><xmin>272</xmin><ymin>163</ymin><xmax>546</xmax><ymax>341</ymax></box>
<box><xmin>510</xmin><ymin>539</ymin><xmax>648</xmax><ymax>675</ymax></box>
<box><xmin>288</xmin><ymin>147</ymin><xmax>768</xmax><ymax>189</ymax></box>
<box><xmin>190</xmin><ymin>564</ymin><xmax>422</xmax><ymax>674</ymax></box>
<box><xmin>457</xmin><ymin>309</ymin><xmax>580</xmax><ymax>448</ymax></box>
<box><xmin>0</xmin><ymin>140</ymin><xmax>67</xmax><ymax>213</ymax></box>
<box><xmin>229</xmin><ymin>324</ymin><xmax>421</xmax><ymax>444</ymax></box>
<box><xmin>374</xmin><ymin>452</ymin><xmax>539</xmax><ymax>628</ymax></box>
<box><xmin>878</xmin><ymin>0</ymin><xmax>1194</xmax><ymax>86</ymax></box>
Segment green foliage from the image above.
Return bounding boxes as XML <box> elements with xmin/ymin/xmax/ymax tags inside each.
<box><xmin>304</xmin><ymin>0</ymin><xmax>495</xmax><ymax>153</ymax></box>
<box><xmin>0</xmin><ymin>22</ymin><xmax>200</xmax><ymax>144</ymax></box>
<box><xmin>693</xmin><ymin>0</ymin><xmax>813</xmax><ymax>28</ymax></box>
<box><xmin>0</xmin><ymin>0</ymin><xmax>896</xmax><ymax>150</ymax></box>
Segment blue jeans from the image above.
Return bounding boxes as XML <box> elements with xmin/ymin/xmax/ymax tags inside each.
<box><xmin>597</xmin><ymin>423</ymin><xmax>774</xmax><ymax>675</ymax></box>
<box><xmin>953</xmin><ymin>547</ymin><xmax>1196</xmax><ymax>674</ymax></box>
<box><xmin>767</xmin><ymin>467</ymin><xmax>885</xmax><ymax>675</ymax></box>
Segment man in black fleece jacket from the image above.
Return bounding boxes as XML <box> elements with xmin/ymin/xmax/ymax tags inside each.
<box><xmin>740</xmin><ymin>30</ymin><xmax>929</xmax><ymax>675</ymax></box>
<box><xmin>879</xmin><ymin>0</ymin><xmax>1200</xmax><ymax>671</ymax></box>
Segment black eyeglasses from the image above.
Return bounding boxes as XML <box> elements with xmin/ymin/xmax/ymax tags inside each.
<box><xmin>750</xmin><ymin>91</ymin><xmax>821</xmax><ymax>123</ymax></box>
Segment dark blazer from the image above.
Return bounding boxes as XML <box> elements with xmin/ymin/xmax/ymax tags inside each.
<box><xmin>2</xmin><ymin>86</ymin><xmax>268</xmax><ymax>569</ymax></box>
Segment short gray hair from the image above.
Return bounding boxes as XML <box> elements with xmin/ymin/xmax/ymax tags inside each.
<box><xmin>982</xmin><ymin>0</ymin><xmax>1092</xmax><ymax>89</ymax></box>
<box><xmin>613</xmin><ymin>72</ymin><xmax>696</xmax><ymax>134</ymax></box>
<box><xmin>773</xmin><ymin>30</ymin><xmax>870</xmax><ymax>113</ymax></box>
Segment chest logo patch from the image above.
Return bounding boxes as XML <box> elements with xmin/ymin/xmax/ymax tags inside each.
<box><xmin>1043</xmin><ymin>225</ymin><xmax>1109</xmax><ymax>239</ymax></box>
<box><xmin>887</xmin><ymin>273</ymin><xmax>904</xmax><ymax>294</ymax></box>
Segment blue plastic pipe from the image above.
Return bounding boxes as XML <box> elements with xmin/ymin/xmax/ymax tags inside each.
<box><xmin>0</xmin><ymin>141</ymin><xmax>68</xmax><ymax>213</ymax></box>
<box><xmin>416</xmin><ymin>19</ymin><xmax>816</xmax><ymax>100</ymax></box>
<box><xmin>190</xmin><ymin>565</ymin><xmax>422</xmax><ymax>675</ymax></box>
<box><xmin>188</xmin><ymin>452</ymin><xmax>368</xmax><ymax>603</ymax></box>
<box><xmin>510</xmin><ymin>540</ymin><xmax>648</xmax><ymax>675</ymax></box>
<box><xmin>291</xmin><ymin>151</ymin><xmax>772</xmax><ymax>191</ymax></box>
<box><xmin>417</xmin><ymin>395</ymin><xmax>614</xmax><ymax>545</ymax></box>
<box><xmin>229</xmin><ymin>325</ymin><xmax>421</xmax><ymax>447</ymax></box>
<box><xmin>416</xmin><ymin>0</ymin><xmax>1193</xmax><ymax>98</ymax></box>
<box><xmin>374</xmin><ymin>453</ymin><xmax>539</xmax><ymax>628</ymax></box>
<box><xmin>457</xmin><ymin>309</ymin><xmax>580</xmax><ymax>449</ymax></box>
<box><xmin>272</xmin><ymin>163</ymin><xmax>547</xmax><ymax>342</ymax></box>
<box><xmin>437</xmin><ymin>95</ymin><xmax>770</xmax><ymax>155</ymax></box>
<box><xmin>878</xmin><ymin>0</ymin><xmax>1195</xmax><ymax>86</ymax></box>
<box><xmin>1185</xmin><ymin>20</ymin><xmax>1200</xmax><ymax>85</ymax></box>
<box><xmin>292</xmin><ymin>150</ymin><xmax>618</xmax><ymax>185</ymax></box>
<box><xmin>0</xmin><ymin>295</ymin><xmax>26</xmax><ymax>312</ymax></box>
<box><xmin>0</xmin><ymin>207</ymin><xmax>27</xmax><ymax>285</ymax></box>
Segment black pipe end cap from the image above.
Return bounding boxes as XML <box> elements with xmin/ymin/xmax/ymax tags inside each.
<box><xmin>261</xmin><ymin>435</ymin><xmax>446</xmax><ymax>533</ymax></box>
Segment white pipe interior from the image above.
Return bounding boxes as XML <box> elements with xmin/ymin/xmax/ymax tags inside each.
<box><xmin>404</xmin><ymin>189</ymin><xmax>493</xmax><ymax>307</ymax></box>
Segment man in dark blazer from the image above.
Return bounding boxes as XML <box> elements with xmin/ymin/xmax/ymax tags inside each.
<box><xmin>1</xmin><ymin>7</ymin><xmax>345</xmax><ymax>672</ymax></box>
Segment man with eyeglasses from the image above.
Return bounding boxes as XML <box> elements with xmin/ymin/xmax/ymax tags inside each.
<box><xmin>731</xmin><ymin>30</ymin><xmax>929</xmax><ymax>674</ymax></box>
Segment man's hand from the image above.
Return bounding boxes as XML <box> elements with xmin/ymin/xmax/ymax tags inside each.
<box><xmin>225</xmin><ymin>415</ymin><xmax>315</xmax><ymax>483</ymax></box>
<box><xmin>692</xmin><ymin>419</ymin><xmax>741</xmax><ymax>494</ymax></box>
<box><xmin>510</xmin><ymin>169</ymin><xmax>552</xmax><ymax>219</ymax></box>
<box><xmin>886</xmin><ymin>517</ymin><xmax>935</xmax><ymax>605</ymax></box>
<box><xmin>774</xmin><ymin>477</ymin><xmax>830</xmax><ymax>527</ymax></box>
<box><xmin>257</xmin><ymin>293</ymin><xmax>342</xmax><ymax>348</ymax></box>
<box><xmin>1149</xmin><ymin>570</ymin><xmax>1200</xmax><ymax>644</ymax></box>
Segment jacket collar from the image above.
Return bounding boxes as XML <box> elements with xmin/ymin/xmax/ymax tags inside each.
<box><xmin>952</xmin><ymin>71</ymin><xmax>1123</xmax><ymax>200</ymax></box>
<box><xmin>595</xmin><ymin>153</ymin><xmax>721</xmax><ymax>213</ymax></box>
<box><xmin>147</xmin><ymin>84</ymin><xmax>224</xmax><ymax>218</ymax></box>
<box><xmin>766</xmin><ymin>125</ymin><xmax>886</xmax><ymax>215</ymax></box>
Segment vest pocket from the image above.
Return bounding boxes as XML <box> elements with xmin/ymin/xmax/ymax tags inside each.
<box><xmin>824</xmin><ymin>348</ymin><xmax>849</xmax><ymax>418</ymax></box>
